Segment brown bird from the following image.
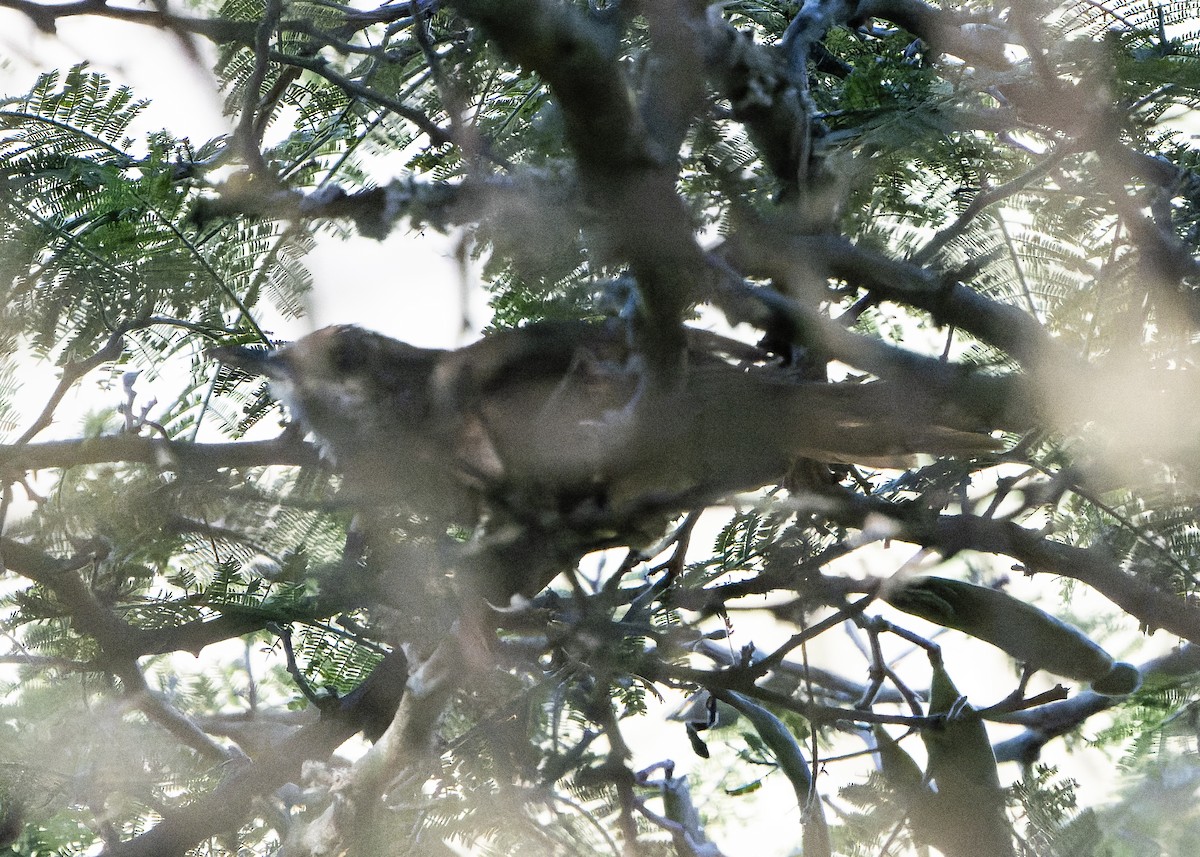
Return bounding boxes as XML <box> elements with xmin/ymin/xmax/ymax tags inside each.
<box><xmin>212</xmin><ymin>320</ymin><xmax>999</xmax><ymax>531</ymax></box>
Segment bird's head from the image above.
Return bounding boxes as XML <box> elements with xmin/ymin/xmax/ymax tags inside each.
<box><xmin>211</xmin><ymin>326</ymin><xmax>445</xmax><ymax>452</ymax></box>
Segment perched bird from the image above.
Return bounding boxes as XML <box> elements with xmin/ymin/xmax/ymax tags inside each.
<box><xmin>212</xmin><ymin>320</ymin><xmax>999</xmax><ymax>532</ymax></box>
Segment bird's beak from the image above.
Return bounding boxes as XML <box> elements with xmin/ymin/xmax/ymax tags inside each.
<box><xmin>209</xmin><ymin>344</ymin><xmax>290</xmax><ymax>379</ymax></box>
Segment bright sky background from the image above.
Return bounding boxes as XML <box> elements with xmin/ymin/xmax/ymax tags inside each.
<box><xmin>1</xmin><ymin>12</ymin><xmax>486</xmax><ymax>350</ymax></box>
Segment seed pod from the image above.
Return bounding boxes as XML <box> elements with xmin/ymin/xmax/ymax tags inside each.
<box><xmin>873</xmin><ymin>725</ymin><xmax>928</xmax><ymax>798</ymax></box>
<box><xmin>720</xmin><ymin>692</ymin><xmax>831</xmax><ymax>857</ymax></box>
<box><xmin>920</xmin><ymin>658</ymin><xmax>1014</xmax><ymax>857</ymax></box>
<box><xmin>887</xmin><ymin>576</ymin><xmax>1132</xmax><ymax>691</ymax></box>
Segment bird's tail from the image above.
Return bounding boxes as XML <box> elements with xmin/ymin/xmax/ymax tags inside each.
<box><xmin>684</xmin><ymin>369</ymin><xmax>1002</xmax><ymax>481</ymax></box>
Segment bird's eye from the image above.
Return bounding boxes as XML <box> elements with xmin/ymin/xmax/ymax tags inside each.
<box><xmin>329</xmin><ymin>335</ymin><xmax>369</xmax><ymax>374</ymax></box>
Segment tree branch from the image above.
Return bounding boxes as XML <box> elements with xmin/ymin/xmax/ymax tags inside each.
<box><xmin>0</xmin><ymin>537</ymin><xmax>143</xmax><ymax>660</ymax></box>
<box><xmin>720</xmin><ymin>228</ymin><xmax>1070</xmax><ymax>373</ymax></box>
<box><xmin>856</xmin><ymin>0</ymin><xmax>1011</xmax><ymax>69</ymax></box>
<box><xmin>103</xmin><ymin>649</ymin><xmax>409</xmax><ymax>857</ymax></box>
<box><xmin>13</xmin><ymin>325</ymin><xmax>127</xmax><ymax>445</ymax></box>
<box><xmin>0</xmin><ymin>434</ymin><xmax>319</xmax><ymax>473</ymax></box>
<box><xmin>268</xmin><ymin>51</ymin><xmax>454</xmax><ymax>147</ymax></box>
<box><xmin>0</xmin><ymin>537</ymin><xmax>346</xmax><ymax>659</ymax></box>
<box><xmin>447</xmin><ymin>0</ymin><xmax>707</xmax><ymax>360</ymax></box>
<box><xmin>992</xmin><ymin>645</ymin><xmax>1200</xmax><ymax>764</ymax></box>
<box><xmin>0</xmin><ymin>0</ymin><xmax>255</xmax><ymax>40</ymax></box>
<box><xmin>818</xmin><ymin>490</ymin><xmax>1200</xmax><ymax>645</ymax></box>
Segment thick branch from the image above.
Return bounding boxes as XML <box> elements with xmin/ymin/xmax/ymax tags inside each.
<box><xmin>709</xmin><ymin>273</ymin><xmax>1037</xmax><ymax>430</ymax></box>
<box><xmin>126</xmin><ymin>674</ymin><xmax>240</xmax><ymax>765</ymax></box>
<box><xmin>0</xmin><ymin>537</ymin><xmax>142</xmax><ymax>660</ymax></box>
<box><xmin>103</xmin><ymin>649</ymin><xmax>409</xmax><ymax>857</ymax></box>
<box><xmin>196</xmin><ymin>176</ymin><xmax>468</xmax><ymax>240</ymax></box>
<box><xmin>638</xmin><ymin>1</ymin><xmax>709</xmax><ymax>164</ymax></box>
<box><xmin>933</xmin><ymin>515</ymin><xmax>1200</xmax><ymax>642</ymax></box>
<box><xmin>447</xmin><ymin>0</ymin><xmax>706</xmax><ymax>357</ymax></box>
<box><xmin>722</xmin><ymin>229</ymin><xmax>1069</xmax><ymax>373</ymax></box>
<box><xmin>0</xmin><ymin>434</ymin><xmax>318</xmax><ymax>473</ymax></box>
<box><xmin>447</xmin><ymin>0</ymin><xmax>642</xmax><ymax>169</ymax></box>
<box><xmin>992</xmin><ymin>645</ymin><xmax>1200</xmax><ymax>764</ymax></box>
<box><xmin>134</xmin><ymin>613</ymin><xmax>281</xmax><ymax>657</ymax></box>
<box><xmin>0</xmin><ymin>0</ymin><xmax>430</xmax><ymax>42</ymax></box>
<box><xmin>0</xmin><ymin>538</ymin><xmax>347</xmax><ymax>658</ymax></box>
<box><xmin>699</xmin><ymin>13</ymin><xmax>811</xmax><ymax>188</ymax></box>
<box><xmin>857</xmin><ymin>0</ymin><xmax>1011</xmax><ymax>69</ymax></box>
<box><xmin>820</xmin><ymin>492</ymin><xmax>1200</xmax><ymax>645</ymax></box>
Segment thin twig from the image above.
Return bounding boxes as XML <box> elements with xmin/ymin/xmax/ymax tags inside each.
<box><xmin>912</xmin><ymin>146</ymin><xmax>1071</xmax><ymax>266</ymax></box>
<box><xmin>747</xmin><ymin>592</ymin><xmax>877</xmax><ymax>680</ymax></box>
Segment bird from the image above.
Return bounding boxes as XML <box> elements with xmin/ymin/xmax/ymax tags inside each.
<box><xmin>211</xmin><ymin>320</ymin><xmax>1000</xmax><ymax>534</ymax></box>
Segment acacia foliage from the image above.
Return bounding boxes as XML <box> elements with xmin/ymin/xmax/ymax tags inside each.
<box><xmin>1</xmin><ymin>1</ymin><xmax>1200</xmax><ymax>855</ymax></box>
